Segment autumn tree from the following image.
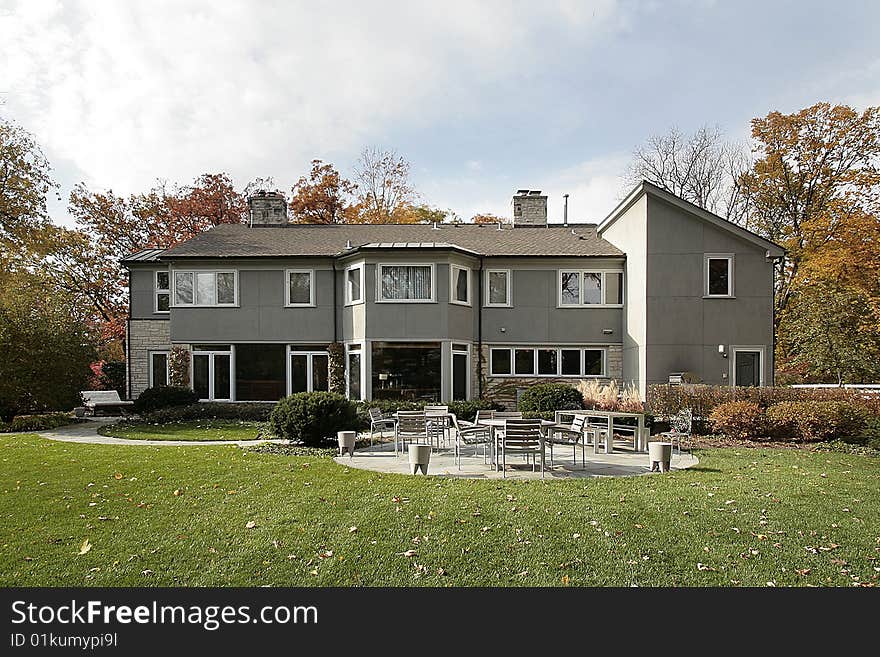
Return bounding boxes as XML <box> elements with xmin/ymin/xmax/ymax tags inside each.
<box><xmin>288</xmin><ymin>160</ymin><xmax>357</xmax><ymax>224</ymax></box>
<box><xmin>352</xmin><ymin>147</ymin><xmax>418</xmax><ymax>223</ymax></box>
<box><xmin>780</xmin><ymin>276</ymin><xmax>880</xmax><ymax>384</ymax></box>
<box><xmin>626</xmin><ymin>125</ymin><xmax>749</xmax><ymax>223</ymax></box>
<box><xmin>0</xmin><ymin>118</ymin><xmax>58</xmax><ymax>261</ymax></box>
<box><xmin>739</xmin><ymin>103</ymin><xmax>880</xmax><ymax>318</ymax></box>
<box><xmin>0</xmin><ymin>269</ymin><xmax>97</xmax><ymax>420</ymax></box>
<box><xmin>472</xmin><ymin>212</ymin><xmax>507</xmax><ymax>224</ymax></box>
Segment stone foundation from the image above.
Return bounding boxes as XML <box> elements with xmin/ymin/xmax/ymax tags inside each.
<box><xmin>477</xmin><ymin>344</ymin><xmax>623</xmax><ymax>410</ymax></box>
<box><xmin>127</xmin><ymin>319</ymin><xmax>172</xmax><ymax>399</ymax></box>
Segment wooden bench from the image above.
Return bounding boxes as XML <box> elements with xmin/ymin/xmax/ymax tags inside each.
<box><xmin>81</xmin><ymin>390</ymin><xmax>134</xmax><ymax>416</ymax></box>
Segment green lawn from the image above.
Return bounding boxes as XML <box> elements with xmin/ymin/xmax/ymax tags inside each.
<box><xmin>1</xmin><ymin>433</ymin><xmax>878</xmax><ymax>586</ymax></box>
<box><xmin>97</xmin><ymin>419</ymin><xmax>266</xmax><ymax>441</ymax></box>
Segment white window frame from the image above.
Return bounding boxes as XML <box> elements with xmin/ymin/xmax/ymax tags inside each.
<box><xmin>376</xmin><ymin>263</ymin><xmax>436</xmax><ymax>303</ymax></box>
<box><xmin>345</xmin><ymin>342</ymin><xmax>365</xmax><ymax>400</ymax></box>
<box><xmin>484</xmin><ymin>269</ymin><xmax>512</xmax><ymax>307</ymax></box>
<box><xmin>286</xmin><ymin>346</ymin><xmax>330</xmax><ymax>394</ymax></box>
<box><xmin>557</xmin><ymin>270</ymin><xmax>624</xmax><ymax>308</ymax></box>
<box><xmin>450</xmin><ymin>342</ymin><xmax>471</xmax><ymax>400</ymax></box>
<box><xmin>345</xmin><ymin>264</ymin><xmax>364</xmax><ymax>306</ymax></box>
<box><xmin>148</xmin><ymin>350</ymin><xmax>170</xmax><ymax>387</ymax></box>
<box><xmin>154</xmin><ymin>270</ymin><xmax>170</xmax><ymax>314</ymax></box>
<box><xmin>487</xmin><ymin>346</ymin><xmax>608</xmax><ymax>378</ymax></box>
<box><xmin>285</xmin><ymin>269</ymin><xmax>315</xmax><ymax>307</ymax></box>
<box><xmin>730</xmin><ymin>345</ymin><xmax>765</xmax><ymax>387</ymax></box>
<box><xmin>172</xmin><ymin>270</ymin><xmax>238</xmax><ymax>307</ymax></box>
<box><xmin>450</xmin><ymin>264</ymin><xmax>471</xmax><ymax>306</ymax></box>
<box><xmin>190</xmin><ymin>346</ymin><xmax>234</xmax><ymax>401</ymax></box>
<box><xmin>704</xmin><ymin>253</ymin><xmax>735</xmax><ymax>298</ymax></box>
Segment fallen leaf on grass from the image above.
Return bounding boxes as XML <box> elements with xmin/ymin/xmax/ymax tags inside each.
<box><xmin>173</xmin><ymin>489</ymin><xmax>182</xmax><ymax>497</ymax></box>
<box><xmin>696</xmin><ymin>562</ymin><xmax>716</xmax><ymax>572</ymax></box>
<box><xmin>78</xmin><ymin>538</ymin><xmax>92</xmax><ymax>555</ymax></box>
<box><xmin>401</xmin><ymin>550</ymin><xmax>417</xmax><ymax>558</ymax></box>
<box><xmin>113</xmin><ymin>473</ymin><xmax>123</xmax><ymax>480</ymax></box>
<box><xmin>245</xmin><ymin>521</ymin><xmax>257</xmax><ymax>529</ymax></box>
<box><xmin>349</xmin><ymin>526</ymin><xmax>358</xmax><ymax>533</ymax></box>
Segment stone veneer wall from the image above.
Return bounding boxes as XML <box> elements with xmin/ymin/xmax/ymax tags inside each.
<box><xmin>477</xmin><ymin>344</ymin><xmax>623</xmax><ymax>410</ymax></box>
<box><xmin>128</xmin><ymin>319</ymin><xmax>172</xmax><ymax>399</ymax></box>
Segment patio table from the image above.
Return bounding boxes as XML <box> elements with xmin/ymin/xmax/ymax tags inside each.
<box><xmin>555</xmin><ymin>410</ymin><xmax>648</xmax><ymax>454</ymax></box>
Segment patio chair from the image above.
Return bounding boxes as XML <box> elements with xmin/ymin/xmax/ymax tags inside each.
<box><xmin>450</xmin><ymin>414</ymin><xmax>492</xmax><ymax>469</ymax></box>
<box><xmin>368</xmin><ymin>407</ymin><xmax>396</xmax><ymax>447</ymax></box>
<box><xmin>424</xmin><ymin>405</ymin><xmax>451</xmax><ymax>448</ymax></box>
<box><xmin>458</xmin><ymin>409</ymin><xmax>494</xmax><ymax>429</ymax></box>
<box><xmin>661</xmin><ymin>408</ymin><xmax>692</xmax><ymax>454</ymax></box>
<box><xmin>546</xmin><ymin>414</ymin><xmax>588</xmax><ymax>469</ymax></box>
<box><xmin>498</xmin><ymin>419</ymin><xmax>545</xmax><ymax>478</ymax></box>
<box><xmin>395</xmin><ymin>410</ymin><xmax>428</xmax><ymax>456</ymax></box>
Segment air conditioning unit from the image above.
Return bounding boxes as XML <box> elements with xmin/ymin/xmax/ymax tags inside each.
<box><xmin>668</xmin><ymin>372</ymin><xmax>700</xmax><ymax>385</ymax></box>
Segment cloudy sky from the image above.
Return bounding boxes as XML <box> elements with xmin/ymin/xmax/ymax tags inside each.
<box><xmin>2</xmin><ymin>0</ymin><xmax>879</xmax><ymax>226</ymax></box>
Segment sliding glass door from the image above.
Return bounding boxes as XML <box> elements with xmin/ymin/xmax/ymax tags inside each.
<box><xmin>191</xmin><ymin>346</ymin><xmax>232</xmax><ymax>401</ymax></box>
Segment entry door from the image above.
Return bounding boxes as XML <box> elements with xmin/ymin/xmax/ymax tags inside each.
<box><xmin>734</xmin><ymin>350</ymin><xmax>761</xmax><ymax>387</ymax></box>
<box><xmin>451</xmin><ymin>345</ymin><xmax>469</xmax><ymax>401</ymax></box>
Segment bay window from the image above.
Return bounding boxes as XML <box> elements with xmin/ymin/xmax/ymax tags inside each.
<box><xmin>346</xmin><ymin>265</ymin><xmax>363</xmax><ymax>304</ymax></box>
<box><xmin>378</xmin><ymin>264</ymin><xmax>434</xmax><ymax>302</ymax></box>
<box><xmin>450</xmin><ymin>265</ymin><xmax>470</xmax><ymax>305</ymax></box>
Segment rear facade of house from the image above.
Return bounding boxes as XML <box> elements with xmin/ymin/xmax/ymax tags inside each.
<box><xmin>124</xmin><ymin>182</ymin><xmax>784</xmax><ymax>407</ymax></box>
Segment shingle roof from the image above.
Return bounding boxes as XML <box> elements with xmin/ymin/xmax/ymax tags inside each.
<box><xmin>153</xmin><ymin>223</ymin><xmax>624</xmax><ymax>259</ymax></box>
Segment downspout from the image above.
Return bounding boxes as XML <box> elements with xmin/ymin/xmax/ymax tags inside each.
<box><xmin>477</xmin><ymin>255</ymin><xmax>484</xmax><ymax>399</ymax></box>
<box><xmin>126</xmin><ymin>269</ymin><xmax>132</xmax><ymax>400</ymax></box>
<box><xmin>332</xmin><ymin>260</ymin><xmax>338</xmax><ymax>343</ymax></box>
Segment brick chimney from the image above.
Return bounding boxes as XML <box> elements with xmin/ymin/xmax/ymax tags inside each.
<box><xmin>512</xmin><ymin>190</ymin><xmax>547</xmax><ymax>227</ymax></box>
<box><xmin>248</xmin><ymin>191</ymin><xmax>288</xmax><ymax>227</ymax></box>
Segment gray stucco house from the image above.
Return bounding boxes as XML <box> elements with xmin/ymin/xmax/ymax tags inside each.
<box><xmin>123</xmin><ymin>182</ymin><xmax>784</xmax><ymax>406</ymax></box>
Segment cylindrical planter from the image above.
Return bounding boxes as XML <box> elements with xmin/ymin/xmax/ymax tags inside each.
<box><xmin>648</xmin><ymin>441</ymin><xmax>672</xmax><ymax>473</ymax></box>
<box><xmin>408</xmin><ymin>444</ymin><xmax>432</xmax><ymax>475</ymax></box>
<box><xmin>337</xmin><ymin>431</ymin><xmax>356</xmax><ymax>458</ymax></box>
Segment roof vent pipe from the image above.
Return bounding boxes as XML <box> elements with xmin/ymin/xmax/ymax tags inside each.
<box><xmin>563</xmin><ymin>193</ymin><xmax>569</xmax><ymax>226</ymax></box>
<box><xmin>346</xmin><ymin>239</ymin><xmax>352</xmax><ymax>249</ymax></box>
<box><xmin>432</xmin><ymin>221</ymin><xmax>439</xmax><ymax>230</ymax></box>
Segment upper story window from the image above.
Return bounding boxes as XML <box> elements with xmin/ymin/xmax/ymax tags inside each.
<box><xmin>558</xmin><ymin>270</ymin><xmax>624</xmax><ymax>307</ymax></box>
<box><xmin>378</xmin><ymin>264</ymin><xmax>434</xmax><ymax>302</ymax></box>
<box><xmin>346</xmin><ymin>265</ymin><xmax>363</xmax><ymax>304</ymax></box>
<box><xmin>174</xmin><ymin>271</ymin><xmax>236</xmax><ymax>307</ymax></box>
<box><xmin>450</xmin><ymin>265</ymin><xmax>470</xmax><ymax>306</ymax></box>
<box><xmin>286</xmin><ymin>269</ymin><xmax>314</xmax><ymax>307</ymax></box>
<box><xmin>485</xmin><ymin>269</ymin><xmax>511</xmax><ymax>307</ymax></box>
<box><xmin>155</xmin><ymin>271</ymin><xmax>170</xmax><ymax>313</ymax></box>
<box><xmin>705</xmin><ymin>254</ymin><xmax>734</xmax><ymax>297</ymax></box>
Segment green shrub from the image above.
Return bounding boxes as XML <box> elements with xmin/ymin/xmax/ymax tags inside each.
<box><xmin>709</xmin><ymin>401</ymin><xmax>766</xmax><ymax>440</ymax></box>
<box><xmin>143</xmin><ymin>402</ymin><xmax>274</xmax><ymax>423</ymax></box>
<box><xmin>0</xmin><ymin>413</ymin><xmax>82</xmax><ymax>433</ymax></box>
<box><xmin>767</xmin><ymin>401</ymin><xmax>870</xmax><ymax>442</ymax></box>
<box><xmin>133</xmin><ymin>386</ymin><xmax>199</xmax><ymax>415</ymax></box>
<box><xmin>518</xmin><ymin>383</ymin><xmax>583</xmax><ymax>413</ymax></box>
<box><xmin>270</xmin><ymin>392</ymin><xmax>358</xmax><ymax>446</ymax></box>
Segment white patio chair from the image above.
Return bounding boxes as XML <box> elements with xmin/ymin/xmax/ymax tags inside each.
<box><xmin>546</xmin><ymin>414</ymin><xmax>588</xmax><ymax>468</ymax></box>
<box><xmin>451</xmin><ymin>413</ymin><xmax>492</xmax><ymax>469</ymax></box>
<box><xmin>395</xmin><ymin>410</ymin><xmax>428</xmax><ymax>456</ymax></box>
<box><xmin>661</xmin><ymin>408</ymin><xmax>692</xmax><ymax>454</ymax></box>
<box><xmin>368</xmin><ymin>407</ymin><xmax>396</xmax><ymax>447</ymax></box>
<box><xmin>498</xmin><ymin>418</ymin><xmax>545</xmax><ymax>478</ymax></box>
<box><xmin>424</xmin><ymin>405</ymin><xmax>450</xmax><ymax>448</ymax></box>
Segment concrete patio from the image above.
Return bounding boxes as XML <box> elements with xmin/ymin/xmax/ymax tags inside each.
<box><xmin>335</xmin><ymin>435</ymin><xmax>699</xmax><ymax>480</ymax></box>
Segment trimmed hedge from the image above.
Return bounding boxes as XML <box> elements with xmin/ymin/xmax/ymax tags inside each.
<box><xmin>709</xmin><ymin>401</ymin><xmax>767</xmax><ymax>440</ymax></box>
<box><xmin>766</xmin><ymin>401</ymin><xmax>869</xmax><ymax>442</ymax></box>
<box><xmin>143</xmin><ymin>402</ymin><xmax>275</xmax><ymax>423</ymax></box>
<box><xmin>518</xmin><ymin>383</ymin><xmax>583</xmax><ymax>414</ymax></box>
<box><xmin>0</xmin><ymin>413</ymin><xmax>82</xmax><ymax>433</ymax></box>
<box><xmin>134</xmin><ymin>386</ymin><xmax>198</xmax><ymax>415</ymax></box>
<box><xmin>270</xmin><ymin>392</ymin><xmax>358</xmax><ymax>446</ymax></box>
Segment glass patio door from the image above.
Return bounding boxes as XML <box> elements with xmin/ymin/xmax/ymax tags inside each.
<box><xmin>451</xmin><ymin>344</ymin><xmax>469</xmax><ymax>400</ymax></box>
<box><xmin>192</xmin><ymin>348</ymin><xmax>232</xmax><ymax>401</ymax></box>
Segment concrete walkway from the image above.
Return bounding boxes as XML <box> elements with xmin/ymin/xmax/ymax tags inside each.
<box><xmin>31</xmin><ymin>418</ymin><xmax>283</xmax><ymax>447</ymax></box>
<box><xmin>335</xmin><ymin>435</ymin><xmax>698</xmax><ymax>480</ymax></box>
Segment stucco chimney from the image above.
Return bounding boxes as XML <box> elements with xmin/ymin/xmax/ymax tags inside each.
<box><xmin>248</xmin><ymin>190</ymin><xmax>288</xmax><ymax>227</ymax></box>
<box><xmin>512</xmin><ymin>190</ymin><xmax>547</xmax><ymax>227</ymax></box>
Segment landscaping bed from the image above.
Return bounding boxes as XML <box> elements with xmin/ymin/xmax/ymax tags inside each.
<box><xmin>1</xmin><ymin>434</ymin><xmax>878</xmax><ymax>587</ymax></box>
<box><xmin>0</xmin><ymin>413</ymin><xmax>85</xmax><ymax>433</ymax></box>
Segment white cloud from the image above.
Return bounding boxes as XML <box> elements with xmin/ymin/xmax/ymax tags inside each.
<box><xmin>0</xmin><ymin>0</ymin><xmax>630</xmax><ymax>217</ymax></box>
